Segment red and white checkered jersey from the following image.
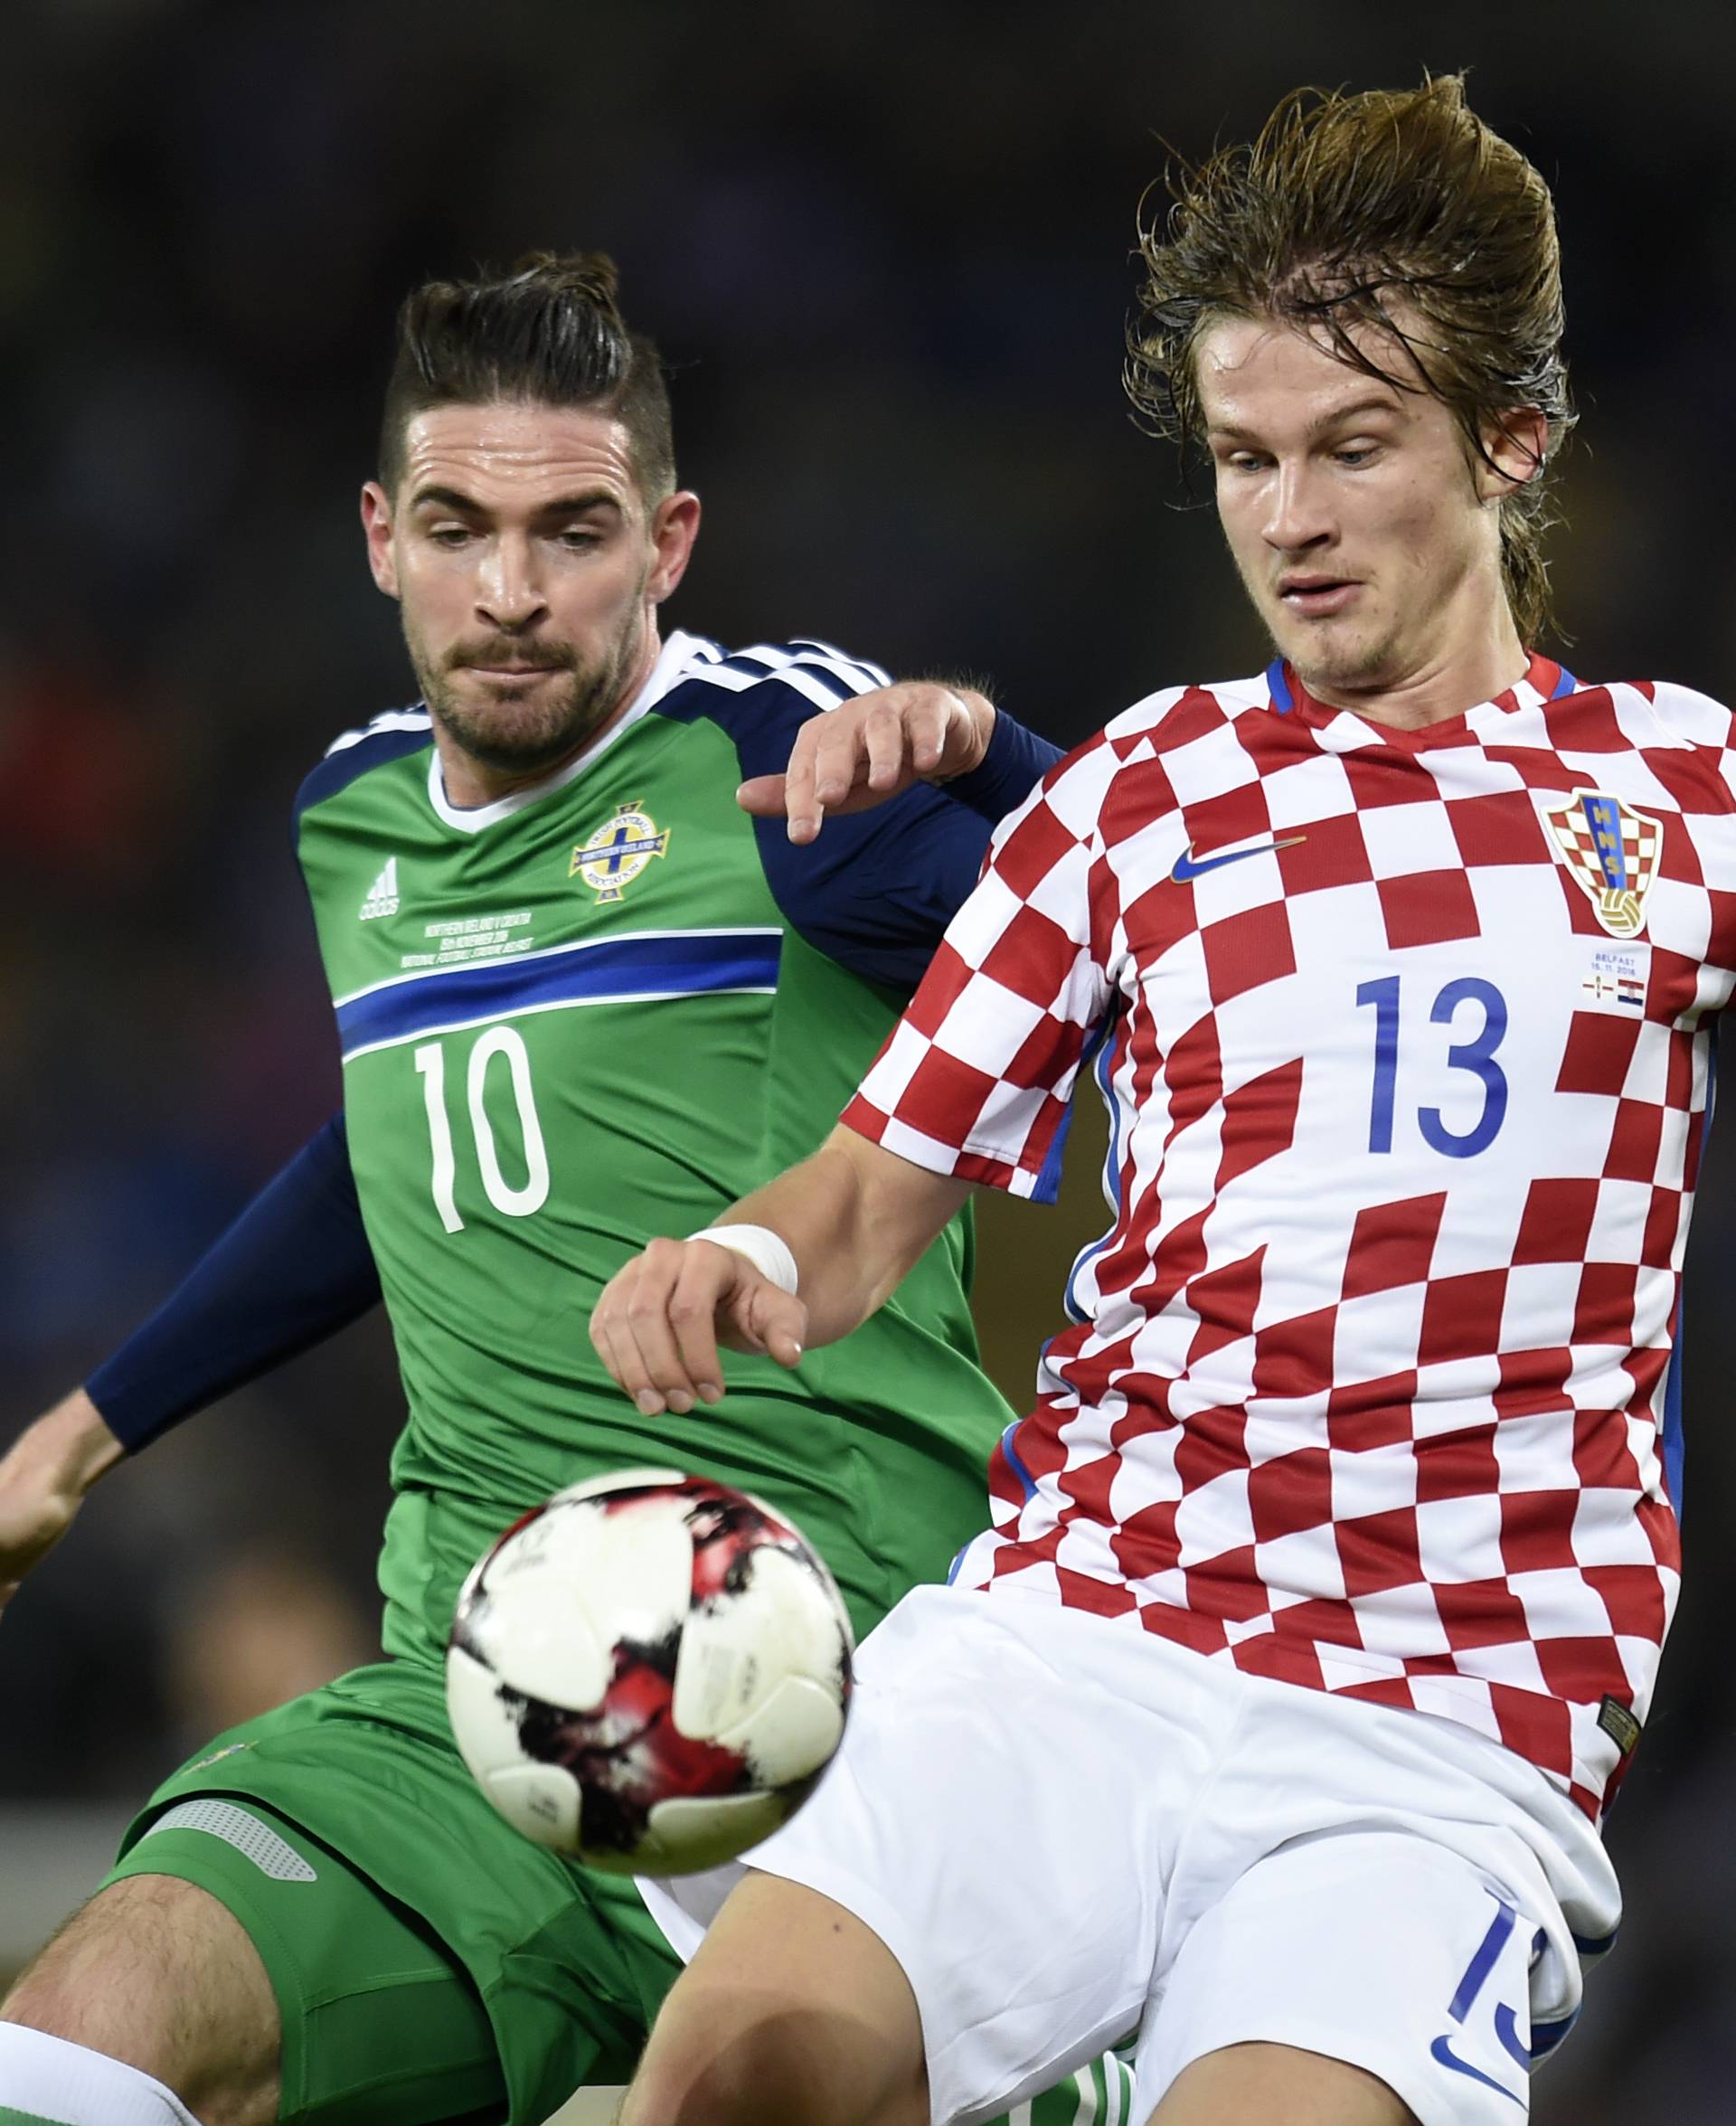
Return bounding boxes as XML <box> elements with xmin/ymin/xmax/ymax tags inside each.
<box><xmin>844</xmin><ymin>654</ymin><xmax>1736</xmax><ymax>1821</ymax></box>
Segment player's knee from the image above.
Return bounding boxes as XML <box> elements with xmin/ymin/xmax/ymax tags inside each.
<box><xmin>2</xmin><ymin>1876</ymin><xmax>279</xmax><ymax>2126</ymax></box>
<box><xmin>624</xmin><ymin>2024</ymin><xmax>756</xmax><ymax>2126</ymax></box>
<box><xmin>623</xmin><ymin>2036</ymin><xmax>838</xmax><ymax>2126</ymax></box>
<box><xmin>624</xmin><ymin>1981</ymin><xmax>923</xmax><ymax>2126</ymax></box>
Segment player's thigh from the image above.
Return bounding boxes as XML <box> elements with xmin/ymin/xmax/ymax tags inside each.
<box><xmin>625</xmin><ymin>1872</ymin><xmax>926</xmax><ymax>2126</ymax></box>
<box><xmin>1147</xmin><ymin>2043</ymin><xmax>1414</xmax><ymax>2125</ymax></box>
<box><xmin>3</xmin><ymin>1871</ymin><xmax>278</xmax><ymax>2126</ymax></box>
<box><xmin>101</xmin><ymin>1798</ymin><xmax>503</xmax><ymax>2126</ymax></box>
<box><xmin>106</xmin><ymin>1658</ymin><xmax>681</xmax><ymax>2123</ymax></box>
<box><xmin>1134</xmin><ymin>1830</ymin><xmax>1543</xmax><ymax>2126</ymax></box>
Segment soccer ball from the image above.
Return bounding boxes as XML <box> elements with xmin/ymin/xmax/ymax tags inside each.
<box><xmin>446</xmin><ymin>1469</ymin><xmax>854</xmax><ymax>1875</ymax></box>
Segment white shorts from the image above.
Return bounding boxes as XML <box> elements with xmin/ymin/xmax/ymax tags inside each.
<box><xmin>643</xmin><ymin>1583</ymin><xmax>1621</xmax><ymax>2126</ymax></box>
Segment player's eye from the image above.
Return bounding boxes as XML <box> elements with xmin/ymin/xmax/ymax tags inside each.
<box><xmin>1331</xmin><ymin>445</ymin><xmax>1380</xmax><ymax>468</ymax></box>
<box><xmin>427</xmin><ymin>524</ymin><xmax>475</xmax><ymax>547</ymax></box>
<box><xmin>557</xmin><ymin>529</ymin><xmax>603</xmax><ymax>550</ymax></box>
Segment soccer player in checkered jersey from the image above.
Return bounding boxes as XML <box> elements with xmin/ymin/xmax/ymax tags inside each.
<box><xmin>591</xmin><ymin>75</ymin><xmax>1715</xmax><ymax>2126</ymax></box>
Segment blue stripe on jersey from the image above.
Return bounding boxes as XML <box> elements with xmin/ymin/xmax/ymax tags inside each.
<box><xmin>996</xmin><ymin>1418</ymin><xmax>1039</xmax><ymax>1503</ymax></box>
<box><xmin>1663</xmin><ymin>1313</ymin><xmax>1686</xmax><ymax>1513</ymax></box>
<box><xmin>1551</xmin><ymin>665</ymin><xmax>1579</xmax><ymax>697</ymax></box>
<box><xmin>1033</xmin><ymin>1011</ymin><xmax>1114</xmax><ymax>1205</ymax></box>
<box><xmin>294</xmin><ymin>713</ymin><xmax>432</xmax><ymax>827</ymax></box>
<box><xmin>1663</xmin><ymin>1025</ymin><xmax>1710</xmax><ymax>1512</ymax></box>
<box><xmin>335</xmin><ymin>930</ymin><xmax>782</xmax><ymax>1060</ymax></box>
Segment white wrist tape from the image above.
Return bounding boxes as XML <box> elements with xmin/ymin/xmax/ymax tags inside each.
<box><xmin>687</xmin><ymin>1223</ymin><xmax>799</xmax><ymax>1295</ymax></box>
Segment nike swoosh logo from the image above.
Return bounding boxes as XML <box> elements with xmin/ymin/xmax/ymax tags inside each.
<box><xmin>1429</xmin><ymin>2036</ymin><xmax>1524</xmax><ymax>2106</ymax></box>
<box><xmin>1171</xmin><ymin>834</ymin><xmax>1306</xmax><ymax>882</ymax></box>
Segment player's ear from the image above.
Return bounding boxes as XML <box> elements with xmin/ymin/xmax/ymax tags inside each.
<box><xmin>361</xmin><ymin>482</ymin><xmax>401</xmax><ymax>600</ymax></box>
<box><xmin>1477</xmin><ymin>408</ymin><xmax>1549</xmax><ymax>501</ymax></box>
<box><xmin>646</xmin><ymin>490</ymin><xmax>702</xmax><ymax>608</ymax></box>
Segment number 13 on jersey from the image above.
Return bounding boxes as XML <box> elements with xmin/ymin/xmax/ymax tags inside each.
<box><xmin>1354</xmin><ymin>975</ymin><xmax>1509</xmax><ymax>1158</ymax></box>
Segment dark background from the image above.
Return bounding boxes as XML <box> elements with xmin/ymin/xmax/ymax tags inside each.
<box><xmin>3</xmin><ymin>1</ymin><xmax>1733</xmax><ymax>2116</ymax></box>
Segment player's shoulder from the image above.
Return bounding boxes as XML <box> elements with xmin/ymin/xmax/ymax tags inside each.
<box><xmin>1100</xmin><ymin>673</ymin><xmax>1268</xmax><ymax>746</ymax></box>
<box><xmin>1603</xmin><ymin>675</ymin><xmax>1736</xmax><ymax>749</ymax></box>
<box><xmin>980</xmin><ymin>678</ymin><xmax>1249</xmax><ymax>857</ymax></box>
<box><xmin>1029</xmin><ymin>675</ymin><xmax>1264</xmax><ymax>805</ymax></box>
<box><xmin>656</xmin><ymin>629</ymin><xmax>894</xmax><ymax>731</ymax></box>
<box><xmin>294</xmin><ymin>704</ymin><xmax>434</xmax><ymax>826</ymax></box>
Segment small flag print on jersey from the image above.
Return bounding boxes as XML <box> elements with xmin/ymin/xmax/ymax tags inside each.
<box><xmin>1543</xmin><ymin>790</ymin><xmax>1662</xmax><ymax>940</ymax></box>
<box><xmin>1580</xmin><ymin>945</ymin><xmax>1647</xmax><ymax>1013</ymax></box>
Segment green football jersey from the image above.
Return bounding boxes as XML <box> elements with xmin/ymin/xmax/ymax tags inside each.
<box><xmin>295</xmin><ymin>630</ymin><xmax>1017</xmax><ymax>1662</ymax></box>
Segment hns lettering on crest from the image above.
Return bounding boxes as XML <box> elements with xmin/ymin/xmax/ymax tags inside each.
<box><xmin>1543</xmin><ymin>789</ymin><xmax>1663</xmax><ymax>940</ymax></box>
<box><xmin>570</xmin><ymin>803</ymin><xmax>671</xmax><ymax>905</ymax></box>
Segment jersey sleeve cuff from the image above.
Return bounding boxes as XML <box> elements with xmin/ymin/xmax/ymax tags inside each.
<box><xmin>940</xmin><ymin>710</ymin><xmax>1064</xmax><ymax>824</ymax></box>
<box><xmin>841</xmin><ymin>1093</ymin><xmax>1049</xmax><ymax>1198</ymax></box>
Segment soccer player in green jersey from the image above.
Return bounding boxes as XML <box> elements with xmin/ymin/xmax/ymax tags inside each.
<box><xmin>0</xmin><ymin>255</ymin><xmax>1127</xmax><ymax>2126</ymax></box>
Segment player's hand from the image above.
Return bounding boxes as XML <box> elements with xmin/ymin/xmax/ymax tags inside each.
<box><xmin>736</xmin><ymin>682</ymin><xmax>995</xmax><ymax>844</ymax></box>
<box><xmin>590</xmin><ymin>1238</ymin><xmax>810</xmax><ymax>1417</ymax></box>
<box><xmin>0</xmin><ymin>1388</ymin><xmax>125</xmax><ymax>1617</ymax></box>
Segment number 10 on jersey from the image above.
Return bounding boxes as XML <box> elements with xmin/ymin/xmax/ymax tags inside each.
<box><xmin>1354</xmin><ymin>975</ymin><xmax>1509</xmax><ymax>1158</ymax></box>
<box><xmin>414</xmin><ymin>1027</ymin><xmax>552</xmax><ymax>1233</ymax></box>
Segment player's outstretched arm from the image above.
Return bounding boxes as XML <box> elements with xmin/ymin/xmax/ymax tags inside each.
<box><xmin>84</xmin><ymin>1112</ymin><xmax>381</xmax><ymax>1452</ymax></box>
<box><xmin>0</xmin><ymin>1386</ymin><xmax>125</xmax><ymax>1617</ymax></box>
<box><xmin>737</xmin><ymin>681</ymin><xmax>997</xmax><ymax>844</ymax></box>
<box><xmin>590</xmin><ymin>1125</ymin><xmax>971</xmax><ymax>1416</ymax></box>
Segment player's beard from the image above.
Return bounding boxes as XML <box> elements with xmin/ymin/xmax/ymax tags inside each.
<box><xmin>409</xmin><ymin>615</ymin><xmax>645</xmax><ymax>779</ymax></box>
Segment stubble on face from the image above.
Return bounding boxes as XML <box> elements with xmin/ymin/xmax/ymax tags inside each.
<box><xmin>401</xmin><ymin>585</ymin><xmax>648</xmax><ymax>779</ymax></box>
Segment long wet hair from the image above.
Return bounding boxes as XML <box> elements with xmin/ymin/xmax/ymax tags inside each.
<box><xmin>1127</xmin><ymin>76</ymin><xmax>1572</xmax><ymax>644</ymax></box>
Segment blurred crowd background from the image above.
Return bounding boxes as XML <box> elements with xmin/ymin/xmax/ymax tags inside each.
<box><xmin>4</xmin><ymin>0</ymin><xmax>1734</xmax><ymax>2115</ymax></box>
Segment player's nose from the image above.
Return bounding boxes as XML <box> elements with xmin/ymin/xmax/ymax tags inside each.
<box><xmin>1261</xmin><ymin>458</ymin><xmax>1334</xmax><ymax>553</ymax></box>
<box><xmin>475</xmin><ymin>534</ymin><xmax>548</xmax><ymax>625</ymax></box>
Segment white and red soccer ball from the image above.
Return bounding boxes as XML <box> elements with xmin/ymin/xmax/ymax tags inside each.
<box><xmin>446</xmin><ymin>1470</ymin><xmax>854</xmax><ymax>1875</ymax></box>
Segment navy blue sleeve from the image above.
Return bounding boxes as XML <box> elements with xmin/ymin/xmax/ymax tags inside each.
<box><xmin>936</xmin><ymin>704</ymin><xmax>1064</xmax><ymax>823</ymax></box>
<box><xmin>86</xmin><ymin>1113</ymin><xmax>382</xmax><ymax>1452</ymax></box>
<box><xmin>663</xmin><ymin>647</ymin><xmax>1060</xmax><ymax>992</ymax></box>
<box><xmin>750</xmin><ymin>780</ymin><xmax>989</xmax><ymax>990</ymax></box>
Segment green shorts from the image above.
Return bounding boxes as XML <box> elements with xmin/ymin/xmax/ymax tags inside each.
<box><xmin>104</xmin><ymin>1656</ymin><xmax>677</xmax><ymax>2126</ymax></box>
<box><xmin>105</xmin><ymin>1654</ymin><xmax>1137</xmax><ymax>2126</ymax></box>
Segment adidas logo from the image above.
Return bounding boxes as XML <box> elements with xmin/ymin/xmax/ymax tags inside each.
<box><xmin>359</xmin><ymin>857</ymin><xmax>401</xmax><ymax>921</ymax></box>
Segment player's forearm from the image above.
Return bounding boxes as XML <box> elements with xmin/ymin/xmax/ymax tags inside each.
<box><xmin>715</xmin><ymin>1126</ymin><xmax>971</xmax><ymax>1349</ymax></box>
<box><xmin>86</xmin><ymin>1113</ymin><xmax>382</xmax><ymax>1451</ymax></box>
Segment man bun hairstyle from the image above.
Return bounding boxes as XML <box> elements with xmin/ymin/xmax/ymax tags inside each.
<box><xmin>1127</xmin><ymin>75</ymin><xmax>1572</xmax><ymax>645</ymax></box>
<box><xmin>380</xmin><ymin>250</ymin><xmax>675</xmax><ymax>502</ymax></box>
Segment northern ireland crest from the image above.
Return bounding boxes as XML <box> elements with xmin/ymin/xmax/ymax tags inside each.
<box><xmin>1542</xmin><ymin>789</ymin><xmax>1662</xmax><ymax>940</ymax></box>
<box><xmin>571</xmin><ymin>801</ymin><xmax>671</xmax><ymax>904</ymax></box>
